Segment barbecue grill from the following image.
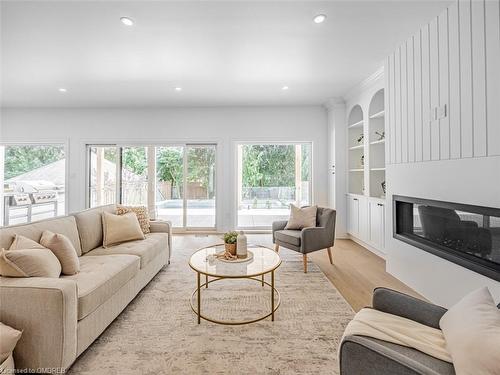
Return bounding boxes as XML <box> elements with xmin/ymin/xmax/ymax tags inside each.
<box><xmin>3</xmin><ymin>180</ymin><xmax>59</xmax><ymax>226</ymax></box>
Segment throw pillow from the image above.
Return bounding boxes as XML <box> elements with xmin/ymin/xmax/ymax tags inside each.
<box><xmin>0</xmin><ymin>322</ymin><xmax>22</xmax><ymax>363</ymax></box>
<box><xmin>102</xmin><ymin>211</ymin><xmax>145</xmax><ymax>248</ymax></box>
<box><xmin>116</xmin><ymin>205</ymin><xmax>151</xmax><ymax>234</ymax></box>
<box><xmin>439</xmin><ymin>287</ymin><xmax>500</xmax><ymax>375</ymax></box>
<box><xmin>40</xmin><ymin>231</ymin><xmax>80</xmax><ymax>275</ymax></box>
<box><xmin>285</xmin><ymin>205</ymin><xmax>317</xmax><ymax>230</ymax></box>
<box><xmin>9</xmin><ymin>235</ymin><xmax>45</xmax><ymax>250</ymax></box>
<box><xmin>0</xmin><ymin>248</ymin><xmax>61</xmax><ymax>278</ymax></box>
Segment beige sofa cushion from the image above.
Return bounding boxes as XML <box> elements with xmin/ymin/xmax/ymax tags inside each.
<box><xmin>102</xmin><ymin>212</ymin><xmax>145</xmax><ymax>248</ymax></box>
<box><xmin>0</xmin><ymin>353</ymin><xmax>14</xmax><ymax>374</ymax></box>
<box><xmin>8</xmin><ymin>235</ymin><xmax>45</xmax><ymax>250</ymax></box>
<box><xmin>40</xmin><ymin>231</ymin><xmax>80</xmax><ymax>275</ymax></box>
<box><xmin>62</xmin><ymin>255</ymin><xmax>140</xmax><ymax>320</ymax></box>
<box><xmin>0</xmin><ymin>216</ymin><xmax>82</xmax><ymax>256</ymax></box>
<box><xmin>0</xmin><ymin>249</ymin><xmax>61</xmax><ymax>278</ymax></box>
<box><xmin>116</xmin><ymin>205</ymin><xmax>151</xmax><ymax>234</ymax></box>
<box><xmin>439</xmin><ymin>287</ymin><xmax>500</xmax><ymax>375</ymax></box>
<box><xmin>85</xmin><ymin>233</ymin><xmax>168</xmax><ymax>269</ymax></box>
<box><xmin>0</xmin><ymin>322</ymin><xmax>22</xmax><ymax>363</ymax></box>
<box><xmin>285</xmin><ymin>205</ymin><xmax>317</xmax><ymax>230</ymax></box>
<box><xmin>72</xmin><ymin>205</ymin><xmax>116</xmax><ymax>254</ymax></box>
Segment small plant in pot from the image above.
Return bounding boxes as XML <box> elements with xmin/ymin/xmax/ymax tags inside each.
<box><xmin>223</xmin><ymin>231</ymin><xmax>238</xmax><ymax>255</ymax></box>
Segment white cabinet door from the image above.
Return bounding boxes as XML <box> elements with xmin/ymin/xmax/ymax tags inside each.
<box><xmin>358</xmin><ymin>196</ymin><xmax>369</xmax><ymax>241</ymax></box>
<box><xmin>368</xmin><ymin>200</ymin><xmax>385</xmax><ymax>250</ymax></box>
<box><xmin>347</xmin><ymin>196</ymin><xmax>360</xmax><ymax>236</ymax></box>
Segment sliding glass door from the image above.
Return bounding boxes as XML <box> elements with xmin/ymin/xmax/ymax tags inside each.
<box><xmin>237</xmin><ymin>143</ymin><xmax>312</xmax><ymax>229</ymax></box>
<box><xmin>186</xmin><ymin>145</ymin><xmax>216</xmax><ymax>228</ymax></box>
<box><xmin>88</xmin><ymin>144</ymin><xmax>216</xmax><ymax>230</ymax></box>
<box><xmin>156</xmin><ymin>146</ymin><xmax>184</xmax><ymax>227</ymax></box>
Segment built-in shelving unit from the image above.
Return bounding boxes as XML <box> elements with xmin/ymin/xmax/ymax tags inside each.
<box><xmin>369</xmin><ymin>110</ymin><xmax>385</xmax><ymax>119</ymax></box>
<box><xmin>345</xmin><ymin>71</ymin><xmax>386</xmax><ymax>256</ymax></box>
<box><xmin>368</xmin><ymin>89</ymin><xmax>386</xmax><ymax>198</ymax></box>
<box><xmin>349</xmin><ymin>144</ymin><xmax>364</xmax><ymax>150</ymax></box>
<box><xmin>348</xmin><ymin>120</ymin><xmax>364</xmax><ymax>129</ymax></box>
<box><xmin>347</xmin><ymin>105</ymin><xmax>365</xmax><ymax>195</ymax></box>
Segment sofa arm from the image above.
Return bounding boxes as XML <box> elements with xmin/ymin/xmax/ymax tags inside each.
<box><xmin>301</xmin><ymin>227</ymin><xmax>332</xmax><ymax>252</ymax></box>
<box><xmin>272</xmin><ymin>221</ymin><xmax>288</xmax><ymax>243</ymax></box>
<box><xmin>372</xmin><ymin>287</ymin><xmax>447</xmax><ymax>329</ymax></box>
<box><xmin>0</xmin><ymin>277</ymin><xmax>78</xmax><ymax>372</ymax></box>
<box><xmin>150</xmin><ymin>220</ymin><xmax>172</xmax><ymax>259</ymax></box>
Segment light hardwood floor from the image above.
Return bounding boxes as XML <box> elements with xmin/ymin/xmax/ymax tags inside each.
<box><xmin>175</xmin><ymin>234</ymin><xmax>423</xmax><ymax>312</ymax></box>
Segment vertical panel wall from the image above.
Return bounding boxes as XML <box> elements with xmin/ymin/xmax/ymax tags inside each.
<box><xmin>485</xmin><ymin>0</ymin><xmax>500</xmax><ymax>156</ymax></box>
<box><xmin>386</xmin><ymin>0</ymin><xmax>500</xmax><ymax>165</ymax></box>
<box><xmin>414</xmin><ymin>30</ymin><xmax>423</xmax><ymax>162</ymax></box>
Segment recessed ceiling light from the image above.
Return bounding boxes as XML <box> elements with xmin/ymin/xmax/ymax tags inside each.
<box><xmin>313</xmin><ymin>14</ymin><xmax>327</xmax><ymax>24</ymax></box>
<box><xmin>175</xmin><ymin>87</ymin><xmax>182</xmax><ymax>92</ymax></box>
<box><xmin>58</xmin><ymin>88</ymin><xmax>67</xmax><ymax>93</ymax></box>
<box><xmin>120</xmin><ymin>17</ymin><xmax>135</xmax><ymax>26</ymax></box>
<box><xmin>282</xmin><ymin>86</ymin><xmax>289</xmax><ymax>91</ymax></box>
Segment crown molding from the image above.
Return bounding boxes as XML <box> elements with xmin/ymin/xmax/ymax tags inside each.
<box><xmin>322</xmin><ymin>97</ymin><xmax>345</xmax><ymax>111</ymax></box>
<box><xmin>343</xmin><ymin>65</ymin><xmax>384</xmax><ymax>103</ymax></box>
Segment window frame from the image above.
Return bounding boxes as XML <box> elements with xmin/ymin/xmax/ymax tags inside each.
<box><xmin>0</xmin><ymin>139</ymin><xmax>70</xmax><ymax>227</ymax></box>
<box><xmin>234</xmin><ymin>140</ymin><xmax>314</xmax><ymax>231</ymax></box>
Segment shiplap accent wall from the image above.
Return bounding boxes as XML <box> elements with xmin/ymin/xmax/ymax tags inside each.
<box><xmin>386</xmin><ymin>0</ymin><xmax>500</xmax><ymax>164</ymax></box>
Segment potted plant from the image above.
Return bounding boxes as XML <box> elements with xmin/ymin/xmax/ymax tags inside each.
<box><xmin>223</xmin><ymin>231</ymin><xmax>238</xmax><ymax>255</ymax></box>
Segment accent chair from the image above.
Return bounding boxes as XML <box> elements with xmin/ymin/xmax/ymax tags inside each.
<box><xmin>272</xmin><ymin>207</ymin><xmax>336</xmax><ymax>273</ymax></box>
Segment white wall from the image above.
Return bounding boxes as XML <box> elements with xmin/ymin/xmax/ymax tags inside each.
<box><xmin>0</xmin><ymin>106</ymin><xmax>329</xmax><ymax>231</ymax></box>
<box><xmin>325</xmin><ymin>98</ymin><xmax>347</xmax><ymax>238</ymax></box>
<box><xmin>384</xmin><ymin>0</ymin><xmax>500</xmax><ymax>306</ymax></box>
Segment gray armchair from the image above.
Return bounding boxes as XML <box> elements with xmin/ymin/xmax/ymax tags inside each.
<box><xmin>340</xmin><ymin>288</ymin><xmax>500</xmax><ymax>375</ymax></box>
<box><xmin>272</xmin><ymin>207</ymin><xmax>336</xmax><ymax>273</ymax></box>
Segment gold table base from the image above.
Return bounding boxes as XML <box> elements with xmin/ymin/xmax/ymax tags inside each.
<box><xmin>190</xmin><ymin>273</ymin><xmax>281</xmax><ymax>325</ymax></box>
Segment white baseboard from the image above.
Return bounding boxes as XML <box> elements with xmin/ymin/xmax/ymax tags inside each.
<box><xmin>348</xmin><ymin>235</ymin><xmax>386</xmax><ymax>260</ymax></box>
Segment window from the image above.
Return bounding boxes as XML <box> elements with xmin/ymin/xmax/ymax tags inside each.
<box><xmin>1</xmin><ymin>144</ymin><xmax>66</xmax><ymax>227</ymax></box>
<box><xmin>237</xmin><ymin>143</ymin><xmax>312</xmax><ymax>229</ymax></box>
<box><xmin>87</xmin><ymin>144</ymin><xmax>216</xmax><ymax>230</ymax></box>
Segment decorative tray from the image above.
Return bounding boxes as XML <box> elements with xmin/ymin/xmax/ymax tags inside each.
<box><xmin>213</xmin><ymin>250</ymin><xmax>254</xmax><ymax>263</ymax></box>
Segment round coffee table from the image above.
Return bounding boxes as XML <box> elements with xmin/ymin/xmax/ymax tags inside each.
<box><xmin>189</xmin><ymin>244</ymin><xmax>281</xmax><ymax>325</ymax></box>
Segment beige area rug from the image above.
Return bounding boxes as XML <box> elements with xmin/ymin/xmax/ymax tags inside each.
<box><xmin>69</xmin><ymin>235</ymin><xmax>354</xmax><ymax>375</ymax></box>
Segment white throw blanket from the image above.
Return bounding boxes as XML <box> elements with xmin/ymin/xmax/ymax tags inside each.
<box><xmin>341</xmin><ymin>308</ymin><xmax>452</xmax><ymax>363</ymax></box>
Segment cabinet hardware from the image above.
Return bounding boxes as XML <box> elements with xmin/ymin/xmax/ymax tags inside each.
<box><xmin>377</xmin><ymin>203</ymin><xmax>383</xmax><ymax>207</ymax></box>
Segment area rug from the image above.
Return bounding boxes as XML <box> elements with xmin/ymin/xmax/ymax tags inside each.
<box><xmin>69</xmin><ymin>236</ymin><xmax>354</xmax><ymax>375</ymax></box>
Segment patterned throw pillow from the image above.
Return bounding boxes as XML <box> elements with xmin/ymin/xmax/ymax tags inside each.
<box><xmin>116</xmin><ymin>205</ymin><xmax>151</xmax><ymax>234</ymax></box>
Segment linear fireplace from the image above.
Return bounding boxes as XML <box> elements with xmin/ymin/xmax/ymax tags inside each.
<box><xmin>393</xmin><ymin>195</ymin><xmax>500</xmax><ymax>281</ymax></box>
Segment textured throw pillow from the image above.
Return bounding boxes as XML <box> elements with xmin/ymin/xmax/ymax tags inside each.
<box><xmin>439</xmin><ymin>287</ymin><xmax>500</xmax><ymax>375</ymax></box>
<box><xmin>102</xmin><ymin>212</ymin><xmax>145</xmax><ymax>248</ymax></box>
<box><xmin>0</xmin><ymin>248</ymin><xmax>61</xmax><ymax>278</ymax></box>
<box><xmin>285</xmin><ymin>205</ymin><xmax>317</xmax><ymax>230</ymax></box>
<box><xmin>9</xmin><ymin>235</ymin><xmax>45</xmax><ymax>250</ymax></box>
<box><xmin>0</xmin><ymin>322</ymin><xmax>22</xmax><ymax>363</ymax></box>
<box><xmin>116</xmin><ymin>205</ymin><xmax>151</xmax><ymax>234</ymax></box>
<box><xmin>40</xmin><ymin>231</ymin><xmax>80</xmax><ymax>275</ymax></box>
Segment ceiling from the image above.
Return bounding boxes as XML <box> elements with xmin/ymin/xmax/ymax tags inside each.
<box><xmin>0</xmin><ymin>0</ymin><xmax>452</xmax><ymax>108</ymax></box>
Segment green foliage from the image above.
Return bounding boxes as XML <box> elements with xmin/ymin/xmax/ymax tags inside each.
<box><xmin>4</xmin><ymin>145</ymin><xmax>65</xmax><ymax>180</ymax></box>
<box><xmin>186</xmin><ymin>147</ymin><xmax>216</xmax><ymax>191</ymax></box>
<box><xmin>156</xmin><ymin>147</ymin><xmax>183</xmax><ymax>188</ymax></box>
<box><xmin>242</xmin><ymin>144</ymin><xmax>311</xmax><ymax>188</ymax></box>
<box><xmin>223</xmin><ymin>231</ymin><xmax>238</xmax><ymax>244</ymax></box>
<box><xmin>122</xmin><ymin>147</ymin><xmax>147</xmax><ymax>175</ymax></box>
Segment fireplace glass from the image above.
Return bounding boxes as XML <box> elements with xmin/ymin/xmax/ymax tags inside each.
<box><xmin>394</xmin><ymin>196</ymin><xmax>500</xmax><ymax>281</ymax></box>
